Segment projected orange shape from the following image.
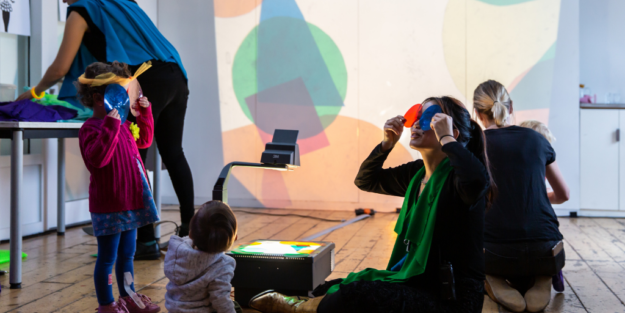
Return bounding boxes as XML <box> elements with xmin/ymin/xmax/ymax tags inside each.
<box><xmin>214</xmin><ymin>0</ymin><xmax>262</xmax><ymax>18</ymax></box>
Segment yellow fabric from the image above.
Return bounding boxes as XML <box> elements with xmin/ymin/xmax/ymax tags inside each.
<box><xmin>130</xmin><ymin>123</ymin><xmax>140</xmax><ymax>141</ymax></box>
<box><xmin>78</xmin><ymin>61</ymin><xmax>152</xmax><ymax>87</ymax></box>
<box><xmin>132</xmin><ymin>62</ymin><xmax>152</xmax><ymax>80</ymax></box>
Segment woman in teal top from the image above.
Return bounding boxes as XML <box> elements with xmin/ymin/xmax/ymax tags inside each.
<box><xmin>249</xmin><ymin>97</ymin><xmax>494</xmax><ymax>313</ymax></box>
<box><xmin>17</xmin><ymin>0</ymin><xmax>194</xmax><ymax>260</ymax></box>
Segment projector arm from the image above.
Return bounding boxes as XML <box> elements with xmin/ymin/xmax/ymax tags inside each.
<box><xmin>213</xmin><ymin>162</ymin><xmax>289</xmax><ymax>204</ymax></box>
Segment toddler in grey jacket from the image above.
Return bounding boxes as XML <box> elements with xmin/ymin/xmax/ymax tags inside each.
<box><xmin>164</xmin><ymin>201</ymin><xmax>238</xmax><ymax>313</ymax></box>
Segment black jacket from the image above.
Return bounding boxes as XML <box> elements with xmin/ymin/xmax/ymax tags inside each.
<box><xmin>354</xmin><ymin>142</ymin><xmax>489</xmax><ymax>284</ymax></box>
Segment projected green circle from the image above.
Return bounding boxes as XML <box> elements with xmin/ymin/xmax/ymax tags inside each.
<box><xmin>232</xmin><ymin>20</ymin><xmax>347</xmax><ymax>132</ymax></box>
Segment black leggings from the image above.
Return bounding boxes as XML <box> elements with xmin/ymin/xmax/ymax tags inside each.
<box><xmin>129</xmin><ymin>62</ymin><xmax>195</xmax><ymax>243</ymax></box>
<box><xmin>484</xmin><ymin>240</ymin><xmax>565</xmax><ymax>293</ymax></box>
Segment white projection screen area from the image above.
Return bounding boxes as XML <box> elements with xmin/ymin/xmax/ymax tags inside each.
<box><xmin>213</xmin><ymin>0</ymin><xmax>562</xmax><ymax>211</ymax></box>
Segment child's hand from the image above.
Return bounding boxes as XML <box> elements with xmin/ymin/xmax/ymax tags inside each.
<box><xmin>107</xmin><ymin>109</ymin><xmax>121</xmax><ymax>121</ymax></box>
<box><xmin>131</xmin><ymin>97</ymin><xmax>150</xmax><ymax>117</ymax></box>
<box><xmin>138</xmin><ymin>96</ymin><xmax>150</xmax><ymax>108</ymax></box>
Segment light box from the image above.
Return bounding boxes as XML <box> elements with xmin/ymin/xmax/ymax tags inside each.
<box><xmin>227</xmin><ymin>240</ymin><xmax>335</xmax><ymax>306</ymax></box>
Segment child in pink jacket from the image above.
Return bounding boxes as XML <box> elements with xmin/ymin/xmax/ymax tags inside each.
<box><xmin>78</xmin><ymin>61</ymin><xmax>160</xmax><ymax>313</ymax></box>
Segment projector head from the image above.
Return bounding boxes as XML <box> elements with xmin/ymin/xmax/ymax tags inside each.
<box><xmin>260</xmin><ymin>129</ymin><xmax>300</xmax><ymax>170</ymax></box>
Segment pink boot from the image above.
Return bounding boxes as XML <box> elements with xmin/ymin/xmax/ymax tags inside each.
<box><xmin>119</xmin><ymin>294</ymin><xmax>161</xmax><ymax>313</ymax></box>
<box><xmin>97</xmin><ymin>301</ymin><xmax>129</xmax><ymax>313</ymax></box>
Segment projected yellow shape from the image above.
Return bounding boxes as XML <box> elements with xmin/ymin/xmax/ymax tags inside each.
<box><xmin>443</xmin><ymin>0</ymin><xmax>561</xmax><ymax>102</ymax></box>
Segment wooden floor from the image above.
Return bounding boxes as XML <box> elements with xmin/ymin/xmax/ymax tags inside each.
<box><xmin>1</xmin><ymin>206</ymin><xmax>625</xmax><ymax>312</ymax></box>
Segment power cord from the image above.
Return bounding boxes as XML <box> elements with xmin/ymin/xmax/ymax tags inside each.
<box><xmin>161</xmin><ymin>208</ymin><xmax>346</xmax><ymax>222</ymax></box>
<box><xmin>232</xmin><ymin>209</ymin><xmax>346</xmax><ymax>222</ymax></box>
<box><xmin>153</xmin><ymin>220</ymin><xmax>180</xmax><ymax>236</ymax></box>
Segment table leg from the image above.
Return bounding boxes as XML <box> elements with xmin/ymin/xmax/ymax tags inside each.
<box><xmin>9</xmin><ymin>130</ymin><xmax>23</xmax><ymax>289</ymax></box>
<box><xmin>154</xmin><ymin>147</ymin><xmax>162</xmax><ymax>239</ymax></box>
<box><xmin>57</xmin><ymin>138</ymin><xmax>65</xmax><ymax>235</ymax></box>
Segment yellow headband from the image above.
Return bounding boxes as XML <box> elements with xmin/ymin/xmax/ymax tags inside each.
<box><xmin>77</xmin><ymin>61</ymin><xmax>152</xmax><ymax>87</ymax></box>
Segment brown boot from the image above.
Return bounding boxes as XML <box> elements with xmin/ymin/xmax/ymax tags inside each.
<box><xmin>248</xmin><ymin>290</ymin><xmax>309</xmax><ymax>313</ymax></box>
<box><xmin>485</xmin><ymin>275</ymin><xmax>526</xmax><ymax>312</ymax></box>
<box><xmin>525</xmin><ymin>276</ymin><xmax>552</xmax><ymax>312</ymax></box>
<box><xmin>293</xmin><ymin>295</ymin><xmax>324</xmax><ymax>313</ymax></box>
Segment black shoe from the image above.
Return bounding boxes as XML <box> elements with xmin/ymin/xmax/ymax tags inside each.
<box><xmin>178</xmin><ymin>223</ymin><xmax>189</xmax><ymax>238</ymax></box>
<box><xmin>134</xmin><ymin>241</ymin><xmax>161</xmax><ymax>260</ymax></box>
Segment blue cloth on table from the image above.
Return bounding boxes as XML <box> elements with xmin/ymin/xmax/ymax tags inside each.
<box><xmin>91</xmin><ymin>158</ymin><xmax>159</xmax><ymax>237</ymax></box>
<box><xmin>0</xmin><ymin>100</ymin><xmax>78</xmax><ymax>122</ymax></box>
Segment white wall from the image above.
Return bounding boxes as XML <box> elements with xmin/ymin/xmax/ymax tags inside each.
<box><xmin>135</xmin><ymin>0</ymin><xmax>158</xmax><ymax>25</ymax></box>
<box><xmin>32</xmin><ymin>0</ymin><xmax>64</xmax><ymax>233</ymax></box>
<box><xmin>0</xmin><ymin>33</ymin><xmax>18</xmax><ymax>88</ymax></box>
<box><xmin>0</xmin><ymin>33</ymin><xmax>19</xmax><ymax>156</ymax></box>
<box><xmin>157</xmin><ymin>0</ymin><xmax>223</xmax><ymax>205</ymax></box>
<box><xmin>551</xmin><ymin>0</ymin><xmax>580</xmax><ymax>216</ymax></box>
<box><xmin>580</xmin><ymin>0</ymin><xmax>625</xmax><ymax>103</ymax></box>
<box><xmin>155</xmin><ymin>0</ymin><xmax>584</xmax><ymax>211</ymax></box>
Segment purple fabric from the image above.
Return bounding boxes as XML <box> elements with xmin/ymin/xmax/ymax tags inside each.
<box><xmin>553</xmin><ymin>271</ymin><xmax>565</xmax><ymax>292</ymax></box>
<box><xmin>0</xmin><ymin>100</ymin><xmax>78</xmax><ymax>122</ymax></box>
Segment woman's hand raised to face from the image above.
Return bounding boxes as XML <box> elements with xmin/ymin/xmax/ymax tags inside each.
<box><xmin>382</xmin><ymin>115</ymin><xmax>406</xmax><ymax>152</ymax></box>
<box><xmin>131</xmin><ymin>96</ymin><xmax>150</xmax><ymax>117</ymax></box>
<box><xmin>430</xmin><ymin>113</ymin><xmax>456</xmax><ymax>145</ymax></box>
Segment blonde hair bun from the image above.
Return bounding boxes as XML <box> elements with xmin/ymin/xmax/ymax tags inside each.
<box><xmin>473</xmin><ymin>80</ymin><xmax>512</xmax><ymax>127</ymax></box>
<box><xmin>491</xmin><ymin>101</ymin><xmax>509</xmax><ymax>126</ymax></box>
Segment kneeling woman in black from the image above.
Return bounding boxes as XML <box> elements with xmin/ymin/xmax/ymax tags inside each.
<box><xmin>474</xmin><ymin>80</ymin><xmax>569</xmax><ymax>313</ymax></box>
<box><xmin>248</xmin><ymin>97</ymin><xmax>494</xmax><ymax>313</ymax></box>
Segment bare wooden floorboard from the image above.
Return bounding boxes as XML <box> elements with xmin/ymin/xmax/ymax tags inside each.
<box><xmin>4</xmin><ymin>212</ymin><xmax>625</xmax><ymax>312</ymax></box>
<box><xmin>270</xmin><ymin>210</ymin><xmax>344</xmax><ymax>240</ymax></box>
<box><xmin>560</xmin><ymin>218</ymin><xmax>625</xmax><ymax>312</ymax></box>
<box><xmin>236</xmin><ymin>210</ymin><xmax>314</xmax><ymax>243</ymax></box>
<box><xmin>52</xmin><ymin>261</ymin><xmax>167</xmax><ymax>312</ymax></box>
<box><xmin>330</xmin><ymin>213</ymin><xmax>396</xmax><ymax>273</ymax></box>
<box><xmin>296</xmin><ymin>211</ymin><xmax>355</xmax><ymax>242</ymax></box>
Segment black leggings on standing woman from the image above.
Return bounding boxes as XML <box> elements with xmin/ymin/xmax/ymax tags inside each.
<box><xmin>129</xmin><ymin>61</ymin><xmax>195</xmax><ymax>244</ymax></box>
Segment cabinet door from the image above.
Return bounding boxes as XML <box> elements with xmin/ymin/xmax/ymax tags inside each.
<box><xmin>580</xmin><ymin>110</ymin><xmax>620</xmax><ymax>210</ymax></box>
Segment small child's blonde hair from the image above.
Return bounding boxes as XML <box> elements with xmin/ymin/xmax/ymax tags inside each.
<box><xmin>519</xmin><ymin>120</ymin><xmax>556</xmax><ymax>143</ymax></box>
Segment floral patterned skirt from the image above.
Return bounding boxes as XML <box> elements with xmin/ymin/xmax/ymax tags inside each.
<box><xmin>91</xmin><ymin>158</ymin><xmax>160</xmax><ymax>237</ymax></box>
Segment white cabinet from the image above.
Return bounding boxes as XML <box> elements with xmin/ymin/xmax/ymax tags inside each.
<box><xmin>580</xmin><ymin>109</ymin><xmax>621</xmax><ymax>210</ymax></box>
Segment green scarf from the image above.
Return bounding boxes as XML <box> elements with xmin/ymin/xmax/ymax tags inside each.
<box><xmin>33</xmin><ymin>93</ymin><xmax>93</xmax><ymax>122</ymax></box>
<box><xmin>327</xmin><ymin>158</ymin><xmax>452</xmax><ymax>294</ymax></box>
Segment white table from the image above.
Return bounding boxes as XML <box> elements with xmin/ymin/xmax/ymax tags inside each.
<box><xmin>0</xmin><ymin>121</ymin><xmax>82</xmax><ymax>289</ymax></box>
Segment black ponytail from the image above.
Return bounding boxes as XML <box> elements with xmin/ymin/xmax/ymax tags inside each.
<box><xmin>422</xmin><ymin>96</ymin><xmax>496</xmax><ymax>209</ymax></box>
<box><xmin>467</xmin><ymin>119</ymin><xmax>497</xmax><ymax>209</ymax></box>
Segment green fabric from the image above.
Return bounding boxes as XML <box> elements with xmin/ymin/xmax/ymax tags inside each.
<box><xmin>32</xmin><ymin>92</ymin><xmax>93</xmax><ymax>121</ymax></box>
<box><xmin>327</xmin><ymin>158</ymin><xmax>452</xmax><ymax>294</ymax></box>
<box><xmin>34</xmin><ymin>93</ymin><xmax>75</xmax><ymax>109</ymax></box>
<box><xmin>233</xmin><ymin>300</ymin><xmax>243</xmax><ymax>313</ymax></box>
<box><xmin>0</xmin><ymin>250</ymin><xmax>28</xmax><ymax>265</ymax></box>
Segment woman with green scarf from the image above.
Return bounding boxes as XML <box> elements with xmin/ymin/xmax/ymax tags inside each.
<box><xmin>249</xmin><ymin>97</ymin><xmax>494</xmax><ymax>313</ymax></box>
